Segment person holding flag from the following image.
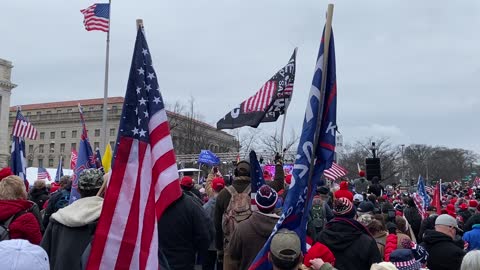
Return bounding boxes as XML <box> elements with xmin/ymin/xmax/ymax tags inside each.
<box><xmin>49</xmin><ymin>156</ymin><xmax>65</xmax><ymax>194</ymax></box>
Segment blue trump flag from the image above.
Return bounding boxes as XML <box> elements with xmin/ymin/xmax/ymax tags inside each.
<box><xmin>417</xmin><ymin>175</ymin><xmax>431</xmax><ymax>209</ymax></box>
<box><xmin>11</xmin><ymin>136</ymin><xmax>27</xmax><ymax>181</ymax></box>
<box><xmin>250</xmin><ymin>150</ymin><xmax>266</xmax><ymax>210</ymax></box>
<box><xmin>69</xmin><ymin>105</ymin><xmax>97</xmax><ymax>203</ymax></box>
<box><xmin>198</xmin><ymin>150</ymin><xmax>220</xmax><ymax>166</ymax></box>
<box><xmin>55</xmin><ymin>156</ymin><xmax>64</xmax><ymax>183</ymax></box>
<box><xmin>250</xmin><ymin>25</ymin><xmax>337</xmax><ymax>269</ymax></box>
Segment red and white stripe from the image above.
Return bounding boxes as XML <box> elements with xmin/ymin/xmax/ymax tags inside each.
<box><xmin>70</xmin><ymin>149</ymin><xmax>78</xmax><ymax>169</ymax></box>
<box><xmin>323</xmin><ymin>162</ymin><xmax>348</xmax><ymax>180</ymax></box>
<box><xmin>87</xmin><ymin>108</ymin><xmax>181</xmax><ymax>270</ymax></box>
<box><xmin>12</xmin><ymin>119</ymin><xmax>38</xmax><ymax>140</ymax></box>
<box><xmin>81</xmin><ymin>4</ymin><xmax>109</xmax><ymax>32</ymax></box>
<box><xmin>242</xmin><ymin>80</ymin><xmax>277</xmax><ymax>113</ymax></box>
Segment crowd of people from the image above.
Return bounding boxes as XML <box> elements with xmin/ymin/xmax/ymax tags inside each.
<box><xmin>1</xmin><ymin>156</ymin><xmax>480</xmax><ymax>270</ymax></box>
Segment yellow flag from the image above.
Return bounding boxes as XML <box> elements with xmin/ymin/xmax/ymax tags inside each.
<box><xmin>102</xmin><ymin>144</ymin><xmax>113</xmax><ymax>173</ymax></box>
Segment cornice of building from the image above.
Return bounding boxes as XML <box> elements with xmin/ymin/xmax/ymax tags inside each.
<box><xmin>0</xmin><ymin>80</ymin><xmax>16</xmax><ymax>90</ymax></box>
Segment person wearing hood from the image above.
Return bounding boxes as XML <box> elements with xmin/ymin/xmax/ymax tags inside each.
<box><xmin>229</xmin><ymin>185</ymin><xmax>280</xmax><ymax>270</ymax></box>
<box><xmin>0</xmin><ymin>175</ymin><xmax>42</xmax><ymax>244</ymax></box>
<box><xmin>334</xmin><ymin>181</ymin><xmax>353</xmax><ymax>202</ymax></box>
<box><xmin>28</xmin><ymin>180</ymin><xmax>50</xmax><ymax>210</ymax></box>
<box><xmin>353</xmin><ymin>171</ymin><xmax>369</xmax><ymax>194</ymax></box>
<box><xmin>41</xmin><ymin>168</ymin><xmax>104</xmax><ymax>270</ymax></box>
<box><xmin>203</xmin><ymin>177</ymin><xmax>225</xmax><ymax>270</ymax></box>
<box><xmin>421</xmin><ymin>214</ymin><xmax>466</xmax><ymax>270</ymax></box>
<box><xmin>317</xmin><ymin>197</ymin><xmax>381</xmax><ymax>270</ymax></box>
<box><xmin>403</xmin><ymin>197</ymin><xmax>422</xmax><ymax>240</ymax></box>
<box><xmin>368</xmin><ymin>176</ymin><xmax>384</xmax><ymax>197</ymax></box>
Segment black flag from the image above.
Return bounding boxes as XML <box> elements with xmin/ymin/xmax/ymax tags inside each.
<box><xmin>216</xmin><ymin>48</ymin><xmax>297</xmax><ymax>129</ymax></box>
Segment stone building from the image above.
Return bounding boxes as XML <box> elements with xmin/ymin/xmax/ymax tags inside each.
<box><xmin>0</xmin><ymin>59</ymin><xmax>16</xmax><ymax>167</ymax></box>
<box><xmin>8</xmin><ymin>97</ymin><xmax>239</xmax><ymax>168</ymax></box>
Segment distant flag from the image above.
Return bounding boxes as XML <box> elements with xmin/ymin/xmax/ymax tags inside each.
<box><xmin>37</xmin><ymin>167</ymin><xmax>51</xmax><ymax>181</ymax></box>
<box><xmin>102</xmin><ymin>144</ymin><xmax>112</xmax><ymax>173</ymax></box>
<box><xmin>250</xmin><ymin>20</ymin><xmax>338</xmax><ymax>269</ymax></box>
<box><xmin>250</xmin><ymin>150</ymin><xmax>266</xmax><ymax>211</ymax></box>
<box><xmin>12</xmin><ymin>109</ymin><xmax>38</xmax><ymax>140</ymax></box>
<box><xmin>95</xmin><ymin>148</ymin><xmax>104</xmax><ymax>172</ymax></box>
<box><xmin>70</xmin><ymin>148</ymin><xmax>78</xmax><ymax>169</ymax></box>
<box><xmin>10</xmin><ymin>136</ymin><xmax>27</xmax><ymax>182</ymax></box>
<box><xmin>55</xmin><ymin>156</ymin><xmax>64</xmax><ymax>183</ymax></box>
<box><xmin>80</xmin><ymin>3</ymin><xmax>110</xmax><ymax>32</ymax></box>
<box><xmin>86</xmin><ymin>25</ymin><xmax>182</xmax><ymax>270</ymax></box>
<box><xmin>323</xmin><ymin>162</ymin><xmax>348</xmax><ymax>180</ymax></box>
<box><xmin>198</xmin><ymin>150</ymin><xmax>220</xmax><ymax>166</ymax></box>
<box><xmin>217</xmin><ymin>49</ymin><xmax>297</xmax><ymax>129</ymax></box>
<box><xmin>69</xmin><ymin>105</ymin><xmax>97</xmax><ymax>204</ymax></box>
<box><xmin>433</xmin><ymin>182</ymin><xmax>442</xmax><ymax>215</ymax></box>
<box><xmin>415</xmin><ymin>175</ymin><xmax>431</xmax><ymax>218</ymax></box>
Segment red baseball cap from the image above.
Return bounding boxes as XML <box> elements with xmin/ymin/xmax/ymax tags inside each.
<box><xmin>211</xmin><ymin>177</ymin><xmax>225</xmax><ymax>192</ymax></box>
<box><xmin>180</xmin><ymin>176</ymin><xmax>194</xmax><ymax>188</ymax></box>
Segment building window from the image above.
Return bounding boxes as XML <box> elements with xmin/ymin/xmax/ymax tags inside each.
<box><xmin>36</xmin><ymin>112</ymin><xmax>41</xmax><ymax>115</ymax></box>
<box><xmin>50</xmin><ymin>131</ymin><xmax>55</xmax><ymax>139</ymax></box>
<box><xmin>61</xmin><ymin>158</ymin><xmax>65</xmax><ymax>166</ymax></box>
<box><xmin>95</xmin><ymin>129</ymin><xmax>100</xmax><ymax>137</ymax></box>
<box><xmin>40</xmin><ymin>132</ymin><xmax>45</xmax><ymax>139</ymax></box>
<box><xmin>67</xmin><ymin>109</ymin><xmax>72</xmax><ymax>112</ymax></box>
<box><xmin>61</xmin><ymin>131</ymin><xmax>66</xmax><ymax>138</ymax></box>
<box><xmin>46</xmin><ymin>110</ymin><xmax>51</xmax><ymax>114</ymax></box>
<box><xmin>28</xmin><ymin>159</ymin><xmax>33</xmax><ymax>167</ymax></box>
<box><xmin>109</xmin><ymin>128</ymin><xmax>115</xmax><ymax>136</ymax></box>
<box><xmin>57</xmin><ymin>110</ymin><xmax>61</xmax><ymax>113</ymax></box>
<box><xmin>72</xmin><ymin>130</ymin><xmax>77</xmax><ymax>138</ymax></box>
<box><xmin>39</xmin><ymin>144</ymin><xmax>44</xmax><ymax>153</ymax></box>
<box><xmin>50</xmin><ymin>143</ymin><xmax>55</xmax><ymax>152</ymax></box>
<box><xmin>48</xmin><ymin>159</ymin><xmax>54</xmax><ymax>167</ymax></box>
<box><xmin>29</xmin><ymin>145</ymin><xmax>33</xmax><ymax>153</ymax></box>
<box><xmin>94</xmin><ymin>142</ymin><xmax>100</xmax><ymax>150</ymax></box>
<box><xmin>112</xmin><ymin>106</ymin><xmax>118</xmax><ymax>113</ymax></box>
<box><xmin>60</xmin><ymin>143</ymin><xmax>65</xmax><ymax>153</ymax></box>
<box><xmin>89</xmin><ymin>107</ymin><xmax>94</xmax><ymax>111</ymax></box>
<box><xmin>38</xmin><ymin>159</ymin><xmax>44</xmax><ymax>167</ymax></box>
<box><xmin>110</xmin><ymin>141</ymin><xmax>115</xmax><ymax>150</ymax></box>
<box><xmin>26</xmin><ymin>112</ymin><xmax>31</xmax><ymax>116</ymax></box>
<box><xmin>71</xmin><ymin>143</ymin><xmax>77</xmax><ymax>151</ymax></box>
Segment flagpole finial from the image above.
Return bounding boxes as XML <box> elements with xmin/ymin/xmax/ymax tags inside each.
<box><xmin>136</xmin><ymin>19</ymin><xmax>143</xmax><ymax>30</ymax></box>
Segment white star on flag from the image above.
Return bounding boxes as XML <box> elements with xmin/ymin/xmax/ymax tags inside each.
<box><xmin>153</xmin><ymin>96</ymin><xmax>161</xmax><ymax>104</ymax></box>
<box><xmin>147</xmin><ymin>73</ymin><xmax>155</xmax><ymax>80</ymax></box>
<box><xmin>142</xmin><ymin>48</ymin><xmax>149</xmax><ymax>56</ymax></box>
<box><xmin>139</xmin><ymin>129</ymin><xmax>147</xmax><ymax>137</ymax></box>
<box><xmin>137</xmin><ymin>67</ymin><xmax>145</xmax><ymax>75</ymax></box>
<box><xmin>145</xmin><ymin>84</ymin><xmax>152</xmax><ymax>91</ymax></box>
<box><xmin>139</xmin><ymin>97</ymin><xmax>147</xmax><ymax>105</ymax></box>
<box><xmin>132</xmin><ymin>127</ymin><xmax>139</xmax><ymax>135</ymax></box>
<box><xmin>136</xmin><ymin>87</ymin><xmax>141</xmax><ymax>94</ymax></box>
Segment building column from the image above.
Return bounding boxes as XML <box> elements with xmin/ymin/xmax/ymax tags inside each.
<box><xmin>0</xmin><ymin>59</ymin><xmax>17</xmax><ymax>168</ymax></box>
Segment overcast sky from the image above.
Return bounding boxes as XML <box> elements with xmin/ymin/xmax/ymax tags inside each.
<box><xmin>2</xmin><ymin>1</ymin><xmax>480</xmax><ymax>154</ymax></box>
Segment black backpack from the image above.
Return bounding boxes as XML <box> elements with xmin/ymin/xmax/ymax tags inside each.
<box><xmin>0</xmin><ymin>208</ymin><xmax>32</xmax><ymax>241</ymax></box>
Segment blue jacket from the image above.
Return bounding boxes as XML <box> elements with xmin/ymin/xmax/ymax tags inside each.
<box><xmin>463</xmin><ymin>225</ymin><xmax>480</xmax><ymax>251</ymax></box>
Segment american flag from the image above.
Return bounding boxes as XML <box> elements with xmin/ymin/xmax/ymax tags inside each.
<box><xmin>37</xmin><ymin>167</ymin><xmax>51</xmax><ymax>181</ymax></box>
<box><xmin>12</xmin><ymin>110</ymin><xmax>38</xmax><ymax>140</ymax></box>
<box><xmin>86</xmin><ymin>26</ymin><xmax>182</xmax><ymax>270</ymax></box>
<box><xmin>80</xmin><ymin>3</ymin><xmax>110</xmax><ymax>32</ymax></box>
<box><xmin>70</xmin><ymin>149</ymin><xmax>78</xmax><ymax>169</ymax></box>
<box><xmin>323</xmin><ymin>162</ymin><xmax>348</xmax><ymax>180</ymax></box>
<box><xmin>242</xmin><ymin>80</ymin><xmax>276</xmax><ymax>113</ymax></box>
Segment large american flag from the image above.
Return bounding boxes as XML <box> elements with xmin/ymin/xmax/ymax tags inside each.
<box><xmin>80</xmin><ymin>3</ymin><xmax>110</xmax><ymax>32</ymax></box>
<box><xmin>86</xmin><ymin>26</ymin><xmax>182</xmax><ymax>270</ymax></box>
<box><xmin>12</xmin><ymin>110</ymin><xmax>38</xmax><ymax>140</ymax></box>
<box><xmin>323</xmin><ymin>162</ymin><xmax>348</xmax><ymax>180</ymax></box>
<box><xmin>37</xmin><ymin>167</ymin><xmax>51</xmax><ymax>181</ymax></box>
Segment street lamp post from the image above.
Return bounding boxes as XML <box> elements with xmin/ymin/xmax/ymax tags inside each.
<box><xmin>401</xmin><ymin>144</ymin><xmax>405</xmax><ymax>186</ymax></box>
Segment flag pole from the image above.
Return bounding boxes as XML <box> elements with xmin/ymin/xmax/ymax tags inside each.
<box><xmin>279</xmin><ymin>112</ymin><xmax>287</xmax><ymax>155</ymax></box>
<box><xmin>101</xmin><ymin>0</ymin><xmax>112</xmax><ymax>153</ymax></box>
<box><xmin>304</xmin><ymin>3</ymin><xmax>334</xmax><ymax>209</ymax></box>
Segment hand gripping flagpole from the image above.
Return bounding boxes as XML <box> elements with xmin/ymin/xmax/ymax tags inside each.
<box><xmin>304</xmin><ymin>4</ymin><xmax>334</xmax><ymax>212</ymax></box>
<box><xmin>101</xmin><ymin>0</ymin><xmax>112</xmax><ymax>154</ymax></box>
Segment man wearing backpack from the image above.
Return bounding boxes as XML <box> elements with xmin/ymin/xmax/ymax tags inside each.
<box><xmin>42</xmin><ymin>175</ymin><xmax>72</xmax><ymax>229</ymax></box>
<box><xmin>229</xmin><ymin>185</ymin><xmax>280</xmax><ymax>270</ymax></box>
<box><xmin>307</xmin><ymin>187</ymin><xmax>334</xmax><ymax>242</ymax></box>
<box><xmin>214</xmin><ymin>160</ymin><xmax>252</xmax><ymax>269</ymax></box>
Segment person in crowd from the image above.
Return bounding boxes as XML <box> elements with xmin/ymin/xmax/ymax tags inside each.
<box><xmin>395</xmin><ymin>216</ymin><xmax>415</xmax><ymax>242</ymax></box>
<box><xmin>368</xmin><ymin>176</ymin><xmax>384</xmax><ymax>197</ymax></box>
<box><xmin>205</xmin><ymin>166</ymin><xmax>223</xmax><ymax>198</ymax></box>
<box><xmin>389</xmin><ymin>249</ymin><xmax>422</xmax><ymax>270</ymax></box>
<box><xmin>215</xmin><ymin>160</ymin><xmax>252</xmax><ymax>268</ymax></box>
<box><xmin>384</xmin><ymin>222</ymin><xmax>412</xmax><ymax>261</ymax></box>
<box><xmin>159</xmin><ymin>184</ymin><xmax>211</xmax><ymax>270</ymax></box>
<box><xmin>357</xmin><ymin>201</ymin><xmax>375</xmax><ymax>217</ymax></box>
<box><xmin>464</xmin><ymin>204</ymin><xmax>480</xmax><ymax>232</ymax></box>
<box><xmin>28</xmin><ymin>180</ymin><xmax>50</xmax><ymax>210</ymax></box>
<box><xmin>462</xmin><ymin>220</ymin><xmax>480</xmax><ymax>251</ymax></box>
<box><xmin>302</xmin><ymin>242</ymin><xmax>337</xmax><ymax>270</ymax></box>
<box><xmin>353</xmin><ymin>193</ymin><xmax>364</xmax><ymax>207</ymax></box>
<box><xmin>461</xmin><ymin>250</ymin><xmax>480</xmax><ymax>270</ymax></box>
<box><xmin>0</xmin><ymin>175</ymin><xmax>42</xmax><ymax>244</ymax></box>
<box><xmin>203</xmin><ymin>177</ymin><xmax>225</xmax><ymax>270</ymax></box>
<box><xmin>459</xmin><ymin>203</ymin><xmax>472</xmax><ymax>227</ymax></box>
<box><xmin>42</xmin><ymin>175</ymin><xmax>72</xmax><ymax>228</ymax></box>
<box><xmin>422</xmin><ymin>214</ymin><xmax>466</xmax><ymax>270</ymax></box>
<box><xmin>41</xmin><ymin>168</ymin><xmax>104</xmax><ymax>270</ymax></box>
<box><xmin>268</xmin><ymin>229</ymin><xmax>303</xmax><ymax>270</ymax></box>
<box><xmin>369</xmin><ymin>262</ymin><xmax>398</xmax><ymax>270</ymax></box>
<box><xmin>0</xmin><ymin>239</ymin><xmax>50</xmax><ymax>270</ymax></box>
<box><xmin>353</xmin><ymin>171</ymin><xmax>369</xmax><ymax>194</ymax></box>
<box><xmin>417</xmin><ymin>214</ymin><xmax>438</xmax><ymax>244</ymax></box>
<box><xmin>307</xmin><ymin>189</ymin><xmax>334</xmax><ymax>242</ymax></box>
<box><xmin>468</xmin><ymin>200</ymin><xmax>478</xmax><ymax>215</ymax></box>
<box><xmin>229</xmin><ymin>185</ymin><xmax>280</xmax><ymax>270</ymax></box>
<box><xmin>334</xmin><ymin>181</ymin><xmax>353</xmax><ymax>202</ymax></box>
<box><xmin>180</xmin><ymin>176</ymin><xmax>203</xmax><ymax>205</ymax></box>
<box><xmin>403</xmin><ymin>197</ymin><xmax>422</xmax><ymax>240</ymax></box>
<box><xmin>368</xmin><ymin>219</ymin><xmax>387</xmax><ymax>258</ymax></box>
<box><xmin>317</xmin><ymin>197</ymin><xmax>381</xmax><ymax>270</ymax></box>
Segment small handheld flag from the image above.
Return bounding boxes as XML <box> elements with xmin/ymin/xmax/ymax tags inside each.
<box><xmin>37</xmin><ymin>167</ymin><xmax>51</xmax><ymax>181</ymax></box>
<box><xmin>12</xmin><ymin>109</ymin><xmax>38</xmax><ymax>140</ymax></box>
<box><xmin>80</xmin><ymin>3</ymin><xmax>110</xmax><ymax>32</ymax></box>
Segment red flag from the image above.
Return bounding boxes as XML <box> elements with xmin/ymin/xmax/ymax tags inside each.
<box><xmin>86</xmin><ymin>27</ymin><xmax>181</xmax><ymax>269</ymax></box>
<box><xmin>433</xmin><ymin>182</ymin><xmax>442</xmax><ymax>215</ymax></box>
<box><xmin>70</xmin><ymin>149</ymin><xmax>78</xmax><ymax>169</ymax></box>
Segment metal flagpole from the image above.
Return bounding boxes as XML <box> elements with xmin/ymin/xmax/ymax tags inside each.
<box><xmin>279</xmin><ymin>113</ymin><xmax>287</xmax><ymax>155</ymax></box>
<box><xmin>101</xmin><ymin>0</ymin><xmax>112</xmax><ymax>153</ymax></box>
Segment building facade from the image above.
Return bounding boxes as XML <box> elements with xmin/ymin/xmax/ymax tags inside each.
<box><xmin>0</xmin><ymin>59</ymin><xmax>16</xmax><ymax>167</ymax></box>
<box><xmin>8</xmin><ymin>97</ymin><xmax>239</xmax><ymax>168</ymax></box>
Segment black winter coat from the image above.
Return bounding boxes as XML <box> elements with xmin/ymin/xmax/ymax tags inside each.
<box><xmin>464</xmin><ymin>213</ymin><xmax>480</xmax><ymax>232</ymax></box>
<box><xmin>317</xmin><ymin>218</ymin><xmax>381</xmax><ymax>270</ymax></box>
<box><xmin>158</xmin><ymin>194</ymin><xmax>211</xmax><ymax>270</ymax></box>
<box><xmin>29</xmin><ymin>187</ymin><xmax>49</xmax><ymax>209</ymax></box>
<box><xmin>403</xmin><ymin>206</ymin><xmax>422</xmax><ymax>240</ymax></box>
<box><xmin>421</xmin><ymin>230</ymin><xmax>465</xmax><ymax>270</ymax></box>
<box><xmin>368</xmin><ymin>184</ymin><xmax>384</xmax><ymax>197</ymax></box>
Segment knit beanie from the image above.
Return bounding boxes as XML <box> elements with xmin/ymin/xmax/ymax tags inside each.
<box><xmin>303</xmin><ymin>242</ymin><xmax>335</xmax><ymax>267</ymax></box>
<box><xmin>255</xmin><ymin>185</ymin><xmax>278</xmax><ymax>213</ymax></box>
<box><xmin>390</xmin><ymin>249</ymin><xmax>422</xmax><ymax>270</ymax></box>
<box><xmin>332</xmin><ymin>197</ymin><xmax>356</xmax><ymax>219</ymax></box>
